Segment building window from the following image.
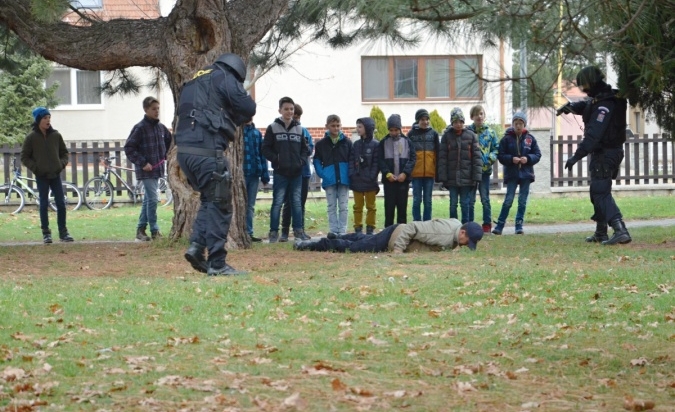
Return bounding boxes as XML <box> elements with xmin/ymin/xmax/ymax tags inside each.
<box><xmin>46</xmin><ymin>67</ymin><xmax>102</xmax><ymax>107</ymax></box>
<box><xmin>362</xmin><ymin>55</ymin><xmax>482</xmax><ymax>101</ymax></box>
<box><xmin>70</xmin><ymin>0</ymin><xmax>103</xmax><ymax>8</ymax></box>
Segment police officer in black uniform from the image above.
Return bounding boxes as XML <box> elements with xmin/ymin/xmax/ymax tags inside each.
<box><xmin>175</xmin><ymin>53</ymin><xmax>256</xmax><ymax>275</ymax></box>
<box><xmin>557</xmin><ymin>66</ymin><xmax>631</xmax><ymax>245</ymax></box>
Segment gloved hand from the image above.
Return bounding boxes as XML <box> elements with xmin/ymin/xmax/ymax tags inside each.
<box><xmin>261</xmin><ymin>178</ymin><xmax>270</xmax><ymax>185</ymax></box>
<box><xmin>564</xmin><ymin>156</ymin><xmax>578</xmax><ymax>170</ymax></box>
<box><xmin>556</xmin><ymin>102</ymin><xmax>573</xmax><ymax>116</ymax></box>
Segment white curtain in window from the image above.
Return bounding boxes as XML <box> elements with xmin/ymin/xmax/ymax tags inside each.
<box><xmin>455</xmin><ymin>57</ymin><xmax>480</xmax><ymax>98</ymax></box>
<box><xmin>394</xmin><ymin>58</ymin><xmax>418</xmax><ymax>98</ymax></box>
<box><xmin>77</xmin><ymin>71</ymin><xmax>102</xmax><ymax>104</ymax></box>
<box><xmin>363</xmin><ymin>58</ymin><xmax>389</xmax><ymax>99</ymax></box>
<box><xmin>425</xmin><ymin>59</ymin><xmax>450</xmax><ymax>98</ymax></box>
<box><xmin>46</xmin><ymin>70</ymin><xmax>72</xmax><ymax>105</ymax></box>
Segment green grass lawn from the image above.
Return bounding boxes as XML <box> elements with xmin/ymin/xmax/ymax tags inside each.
<box><xmin>0</xmin><ymin>192</ymin><xmax>673</xmax><ymax>242</ymax></box>
<box><xmin>0</xmin><ymin>194</ymin><xmax>673</xmax><ymax>410</ymax></box>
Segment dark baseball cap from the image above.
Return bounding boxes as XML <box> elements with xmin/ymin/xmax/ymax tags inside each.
<box><xmin>465</xmin><ymin>222</ymin><xmax>484</xmax><ymax>250</ymax></box>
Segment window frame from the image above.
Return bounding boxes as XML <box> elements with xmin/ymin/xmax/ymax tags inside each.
<box><xmin>361</xmin><ymin>55</ymin><xmax>483</xmax><ymax>102</ymax></box>
<box><xmin>70</xmin><ymin>0</ymin><xmax>103</xmax><ymax>9</ymax></box>
<box><xmin>46</xmin><ymin>66</ymin><xmax>104</xmax><ymax>110</ymax></box>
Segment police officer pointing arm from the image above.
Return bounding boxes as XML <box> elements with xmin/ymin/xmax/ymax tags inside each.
<box><xmin>557</xmin><ymin>66</ymin><xmax>631</xmax><ymax>245</ymax></box>
<box><xmin>175</xmin><ymin>53</ymin><xmax>256</xmax><ymax>275</ymax></box>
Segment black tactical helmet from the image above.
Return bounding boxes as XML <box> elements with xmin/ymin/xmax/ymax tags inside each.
<box><xmin>215</xmin><ymin>53</ymin><xmax>247</xmax><ymax>82</ymax></box>
<box><xmin>576</xmin><ymin>66</ymin><xmax>605</xmax><ymax>91</ymax></box>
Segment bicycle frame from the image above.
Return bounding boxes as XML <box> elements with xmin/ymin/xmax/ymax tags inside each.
<box><xmin>7</xmin><ymin>161</ymin><xmax>39</xmax><ymax>201</ymax></box>
<box><xmin>97</xmin><ymin>158</ymin><xmax>141</xmax><ymax>202</ymax></box>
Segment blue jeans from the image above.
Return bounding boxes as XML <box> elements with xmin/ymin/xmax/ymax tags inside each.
<box><xmin>448</xmin><ymin>186</ymin><xmax>473</xmax><ymax>223</ymax></box>
<box><xmin>270</xmin><ymin>174</ymin><xmax>302</xmax><ymax>232</ymax></box>
<box><xmin>496</xmin><ymin>179</ymin><xmax>531</xmax><ymax>228</ymax></box>
<box><xmin>469</xmin><ymin>172</ymin><xmax>492</xmax><ymax>225</ymax></box>
<box><xmin>36</xmin><ymin>175</ymin><xmax>66</xmax><ymax>233</ymax></box>
<box><xmin>245</xmin><ymin>175</ymin><xmax>260</xmax><ymax>236</ymax></box>
<box><xmin>325</xmin><ymin>184</ymin><xmax>349</xmax><ymax>234</ymax></box>
<box><xmin>412</xmin><ymin>177</ymin><xmax>434</xmax><ymax>221</ymax></box>
<box><xmin>138</xmin><ymin>178</ymin><xmax>160</xmax><ymax>232</ymax></box>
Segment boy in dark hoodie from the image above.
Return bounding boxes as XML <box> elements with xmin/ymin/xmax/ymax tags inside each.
<box><xmin>348</xmin><ymin>117</ymin><xmax>380</xmax><ymax>234</ymax></box>
<box><xmin>378</xmin><ymin>114</ymin><xmax>416</xmax><ymax>227</ymax></box>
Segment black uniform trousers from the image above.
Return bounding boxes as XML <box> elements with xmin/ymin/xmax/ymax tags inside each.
<box><xmin>383</xmin><ymin>180</ymin><xmax>410</xmax><ymax>227</ymax></box>
<box><xmin>177</xmin><ymin>153</ymin><xmax>232</xmax><ymax>267</ymax></box>
<box><xmin>303</xmin><ymin>224</ymin><xmax>401</xmax><ymax>253</ymax></box>
<box><xmin>588</xmin><ymin>147</ymin><xmax>623</xmax><ymax>224</ymax></box>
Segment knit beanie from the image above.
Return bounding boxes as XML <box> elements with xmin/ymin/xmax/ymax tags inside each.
<box><xmin>414</xmin><ymin>108</ymin><xmax>430</xmax><ymax>122</ymax></box>
<box><xmin>450</xmin><ymin>107</ymin><xmax>465</xmax><ymax>124</ymax></box>
<box><xmin>512</xmin><ymin>111</ymin><xmax>527</xmax><ymax>126</ymax></box>
<box><xmin>387</xmin><ymin>114</ymin><xmax>402</xmax><ymax>131</ymax></box>
<box><xmin>32</xmin><ymin>107</ymin><xmax>51</xmax><ymax>123</ymax></box>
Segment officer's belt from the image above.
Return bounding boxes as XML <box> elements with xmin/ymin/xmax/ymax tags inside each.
<box><xmin>177</xmin><ymin>146</ymin><xmax>224</xmax><ymax>157</ymax></box>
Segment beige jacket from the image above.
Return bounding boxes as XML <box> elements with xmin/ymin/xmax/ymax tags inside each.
<box><xmin>388</xmin><ymin>218</ymin><xmax>462</xmax><ymax>252</ymax></box>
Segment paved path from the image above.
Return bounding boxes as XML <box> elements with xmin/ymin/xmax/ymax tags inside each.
<box><xmin>497</xmin><ymin>218</ymin><xmax>675</xmax><ymax>235</ymax></box>
<box><xmin>1</xmin><ymin>219</ymin><xmax>673</xmax><ymax>247</ymax></box>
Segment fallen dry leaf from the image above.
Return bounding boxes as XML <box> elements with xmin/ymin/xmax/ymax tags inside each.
<box><xmin>331</xmin><ymin>378</ymin><xmax>347</xmax><ymax>391</ymax></box>
<box><xmin>623</xmin><ymin>396</ymin><xmax>655</xmax><ymax>411</ymax></box>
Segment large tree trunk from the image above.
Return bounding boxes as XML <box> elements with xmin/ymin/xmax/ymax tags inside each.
<box><xmin>0</xmin><ymin>0</ymin><xmax>289</xmax><ymax>248</ymax></box>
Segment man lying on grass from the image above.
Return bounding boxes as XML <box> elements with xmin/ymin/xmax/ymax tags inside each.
<box><xmin>293</xmin><ymin>219</ymin><xmax>483</xmax><ymax>253</ymax></box>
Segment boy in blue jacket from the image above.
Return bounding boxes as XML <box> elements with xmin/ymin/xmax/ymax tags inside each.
<box><xmin>243</xmin><ymin>119</ymin><xmax>270</xmax><ymax>242</ymax></box>
<box><xmin>314</xmin><ymin>114</ymin><xmax>352</xmax><ymax>236</ymax></box>
<box><xmin>493</xmin><ymin>111</ymin><xmax>541</xmax><ymax>235</ymax></box>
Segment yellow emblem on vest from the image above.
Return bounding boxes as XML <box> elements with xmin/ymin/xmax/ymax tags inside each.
<box><xmin>192</xmin><ymin>69</ymin><xmax>213</xmax><ymax>79</ymax></box>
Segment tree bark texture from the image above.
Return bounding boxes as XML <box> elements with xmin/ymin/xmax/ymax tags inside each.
<box><xmin>0</xmin><ymin>0</ymin><xmax>289</xmax><ymax>248</ymax></box>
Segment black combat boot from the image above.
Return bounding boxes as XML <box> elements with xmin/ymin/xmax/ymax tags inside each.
<box><xmin>602</xmin><ymin>219</ymin><xmax>632</xmax><ymax>245</ymax></box>
<box><xmin>42</xmin><ymin>229</ymin><xmax>53</xmax><ymax>244</ymax></box>
<box><xmin>184</xmin><ymin>242</ymin><xmax>208</xmax><ymax>273</ymax></box>
<box><xmin>207</xmin><ymin>263</ymin><xmax>246</xmax><ymax>276</ymax></box>
<box><xmin>366</xmin><ymin>226</ymin><xmax>375</xmax><ymax>235</ymax></box>
<box><xmin>585</xmin><ymin>222</ymin><xmax>609</xmax><ymax>243</ymax></box>
<box><xmin>354</xmin><ymin>226</ymin><xmax>363</xmax><ymax>234</ymax></box>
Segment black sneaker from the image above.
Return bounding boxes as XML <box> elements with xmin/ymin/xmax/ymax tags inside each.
<box><xmin>59</xmin><ymin>233</ymin><xmax>74</xmax><ymax>242</ymax></box>
<box><xmin>268</xmin><ymin>231</ymin><xmax>279</xmax><ymax>243</ymax></box>
<box><xmin>294</xmin><ymin>229</ymin><xmax>311</xmax><ymax>241</ymax></box>
<box><xmin>43</xmin><ymin>232</ymin><xmax>53</xmax><ymax>244</ymax></box>
<box><xmin>279</xmin><ymin>230</ymin><xmax>289</xmax><ymax>242</ymax></box>
<box><xmin>250</xmin><ymin>236</ymin><xmax>263</xmax><ymax>243</ymax></box>
<box><xmin>327</xmin><ymin>232</ymin><xmax>338</xmax><ymax>239</ymax></box>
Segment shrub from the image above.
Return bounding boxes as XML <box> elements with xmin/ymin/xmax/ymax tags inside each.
<box><xmin>370</xmin><ymin>106</ymin><xmax>388</xmax><ymax>140</ymax></box>
<box><xmin>429</xmin><ymin>109</ymin><xmax>447</xmax><ymax>134</ymax></box>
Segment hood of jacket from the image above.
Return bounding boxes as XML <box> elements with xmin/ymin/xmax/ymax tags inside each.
<box><xmin>357</xmin><ymin>117</ymin><xmax>375</xmax><ymax>140</ymax></box>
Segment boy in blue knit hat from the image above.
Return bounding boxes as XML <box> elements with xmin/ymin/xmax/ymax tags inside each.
<box><xmin>492</xmin><ymin>111</ymin><xmax>541</xmax><ymax>235</ymax></box>
<box><xmin>21</xmin><ymin>107</ymin><xmax>74</xmax><ymax>243</ymax></box>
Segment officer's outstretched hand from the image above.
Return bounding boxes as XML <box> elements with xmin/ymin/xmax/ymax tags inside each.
<box><xmin>564</xmin><ymin>156</ymin><xmax>578</xmax><ymax>170</ymax></box>
<box><xmin>556</xmin><ymin>103</ymin><xmax>573</xmax><ymax>116</ymax></box>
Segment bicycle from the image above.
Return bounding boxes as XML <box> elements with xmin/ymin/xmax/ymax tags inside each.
<box><xmin>82</xmin><ymin>156</ymin><xmax>172</xmax><ymax>210</ymax></box>
<box><xmin>0</xmin><ymin>156</ymin><xmax>83</xmax><ymax>215</ymax></box>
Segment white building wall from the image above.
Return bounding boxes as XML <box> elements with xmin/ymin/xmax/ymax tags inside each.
<box><xmin>254</xmin><ymin>30</ymin><xmax>512</xmax><ymax>131</ymax></box>
<box><xmin>54</xmin><ymin>67</ymin><xmax>175</xmax><ymax>142</ymax></box>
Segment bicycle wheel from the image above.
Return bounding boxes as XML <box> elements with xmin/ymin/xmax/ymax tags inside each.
<box><xmin>83</xmin><ymin>177</ymin><xmax>114</xmax><ymax>210</ymax></box>
<box><xmin>0</xmin><ymin>184</ymin><xmax>26</xmax><ymax>214</ymax></box>
<box><xmin>158</xmin><ymin>177</ymin><xmax>173</xmax><ymax>207</ymax></box>
<box><xmin>49</xmin><ymin>182</ymin><xmax>83</xmax><ymax>212</ymax></box>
